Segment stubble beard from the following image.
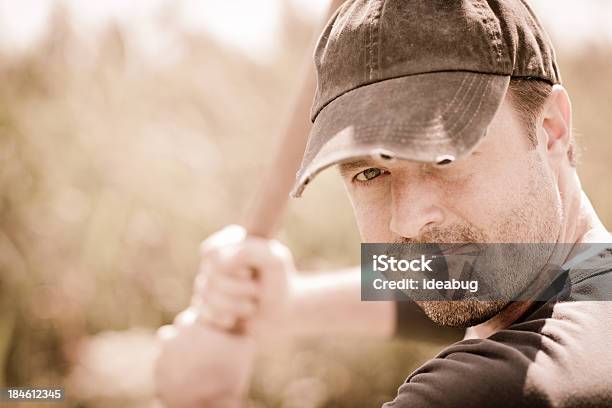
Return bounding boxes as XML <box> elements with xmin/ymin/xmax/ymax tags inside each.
<box><xmin>417</xmin><ymin>299</ymin><xmax>508</xmax><ymax>327</ymax></box>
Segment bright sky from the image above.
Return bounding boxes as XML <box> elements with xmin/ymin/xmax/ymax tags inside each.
<box><xmin>0</xmin><ymin>0</ymin><xmax>611</xmax><ymax>62</ymax></box>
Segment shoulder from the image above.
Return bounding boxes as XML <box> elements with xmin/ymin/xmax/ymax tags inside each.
<box><xmin>383</xmin><ymin>333</ymin><xmax>550</xmax><ymax>408</ymax></box>
<box><xmin>385</xmin><ymin>299</ymin><xmax>612</xmax><ymax>408</ymax></box>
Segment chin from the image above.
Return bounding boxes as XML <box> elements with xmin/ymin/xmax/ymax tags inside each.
<box><xmin>416</xmin><ymin>300</ymin><xmax>509</xmax><ymax>327</ymax></box>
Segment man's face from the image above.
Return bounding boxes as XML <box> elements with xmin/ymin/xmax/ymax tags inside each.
<box><xmin>340</xmin><ymin>96</ymin><xmax>564</xmax><ymax>326</ymax></box>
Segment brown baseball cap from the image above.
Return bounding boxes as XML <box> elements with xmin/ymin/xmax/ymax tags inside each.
<box><xmin>291</xmin><ymin>0</ymin><xmax>561</xmax><ymax>197</ymax></box>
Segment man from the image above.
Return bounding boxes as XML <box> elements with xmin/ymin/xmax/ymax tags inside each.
<box><xmin>156</xmin><ymin>0</ymin><xmax>612</xmax><ymax>406</ymax></box>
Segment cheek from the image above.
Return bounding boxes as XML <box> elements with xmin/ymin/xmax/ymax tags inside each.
<box><xmin>346</xmin><ymin>190</ymin><xmax>393</xmax><ymax>242</ymax></box>
<box><xmin>449</xmin><ymin>157</ymin><xmax>534</xmax><ymax>231</ymax></box>
<box><xmin>463</xmin><ymin>153</ymin><xmax>554</xmax><ymax>238</ymax></box>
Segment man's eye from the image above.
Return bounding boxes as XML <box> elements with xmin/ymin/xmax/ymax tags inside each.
<box><xmin>354</xmin><ymin>168</ymin><xmax>387</xmax><ymax>182</ymax></box>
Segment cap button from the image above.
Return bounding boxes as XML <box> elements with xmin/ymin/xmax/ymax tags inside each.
<box><xmin>435</xmin><ymin>154</ymin><xmax>455</xmax><ymax>165</ymax></box>
<box><xmin>370</xmin><ymin>148</ymin><xmax>396</xmax><ymax>162</ymax></box>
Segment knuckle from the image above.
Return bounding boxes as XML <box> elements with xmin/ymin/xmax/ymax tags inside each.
<box><xmin>269</xmin><ymin>240</ymin><xmax>293</xmax><ymax>262</ymax></box>
<box><xmin>156</xmin><ymin>325</ymin><xmax>176</xmax><ymax>341</ymax></box>
<box><xmin>200</xmin><ymin>225</ymin><xmax>246</xmax><ymax>256</ymax></box>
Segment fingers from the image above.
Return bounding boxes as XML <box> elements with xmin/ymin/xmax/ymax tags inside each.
<box><xmin>222</xmin><ymin>237</ymin><xmax>293</xmax><ymax>275</ymax></box>
<box><xmin>200</xmin><ymin>233</ymin><xmax>292</xmax><ymax>281</ymax></box>
<box><xmin>195</xmin><ymin>307</ymin><xmax>238</xmax><ymax>331</ymax></box>
<box><xmin>205</xmin><ymin>289</ymin><xmax>257</xmax><ymax>320</ymax></box>
<box><xmin>193</xmin><ymin>270</ymin><xmax>259</xmax><ymax>324</ymax></box>
<box><xmin>190</xmin><ymin>226</ymin><xmax>295</xmax><ymax>334</ymax></box>
<box><xmin>194</xmin><ymin>269</ymin><xmax>259</xmax><ymax>299</ymax></box>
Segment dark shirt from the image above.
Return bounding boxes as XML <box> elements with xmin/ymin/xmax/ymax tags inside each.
<box><xmin>389</xmin><ymin>244</ymin><xmax>612</xmax><ymax>407</ymax></box>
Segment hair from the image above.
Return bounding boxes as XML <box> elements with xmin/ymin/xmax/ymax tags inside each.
<box><xmin>507</xmin><ymin>77</ymin><xmax>577</xmax><ymax>166</ymax></box>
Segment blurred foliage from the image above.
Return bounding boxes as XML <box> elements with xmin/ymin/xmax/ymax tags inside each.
<box><xmin>0</xmin><ymin>3</ymin><xmax>610</xmax><ymax>408</ymax></box>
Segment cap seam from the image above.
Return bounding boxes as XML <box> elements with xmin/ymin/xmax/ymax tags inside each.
<box><xmin>517</xmin><ymin>0</ymin><xmax>559</xmax><ymax>83</ymax></box>
<box><xmin>474</xmin><ymin>0</ymin><xmax>506</xmax><ymax>69</ymax></box>
<box><xmin>309</xmin><ymin>2</ymin><xmax>352</xmax><ymax>121</ymax></box>
<box><xmin>366</xmin><ymin>0</ymin><xmax>384</xmax><ymax>81</ymax></box>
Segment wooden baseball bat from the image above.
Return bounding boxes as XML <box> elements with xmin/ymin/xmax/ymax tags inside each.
<box><xmin>240</xmin><ymin>58</ymin><xmax>315</xmax><ymax>239</ymax></box>
<box><xmin>241</xmin><ymin>0</ymin><xmax>347</xmax><ymax>237</ymax></box>
<box><xmin>233</xmin><ymin>1</ymin><xmax>344</xmax><ymax>333</ymax></box>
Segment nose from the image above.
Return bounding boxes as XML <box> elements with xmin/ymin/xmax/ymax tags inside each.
<box><xmin>389</xmin><ymin>176</ymin><xmax>445</xmax><ymax>239</ymax></box>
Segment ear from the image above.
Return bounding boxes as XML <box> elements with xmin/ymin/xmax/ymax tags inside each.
<box><xmin>542</xmin><ymin>85</ymin><xmax>572</xmax><ymax>163</ymax></box>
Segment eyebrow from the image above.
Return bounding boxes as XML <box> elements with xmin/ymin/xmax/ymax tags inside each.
<box><xmin>337</xmin><ymin>159</ymin><xmax>377</xmax><ymax>178</ymax></box>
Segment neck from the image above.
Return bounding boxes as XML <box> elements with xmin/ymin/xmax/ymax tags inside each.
<box><xmin>466</xmin><ymin>174</ymin><xmax>609</xmax><ymax>340</ymax></box>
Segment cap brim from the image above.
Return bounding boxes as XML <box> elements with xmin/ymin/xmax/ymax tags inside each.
<box><xmin>291</xmin><ymin>71</ymin><xmax>510</xmax><ymax>197</ymax></box>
